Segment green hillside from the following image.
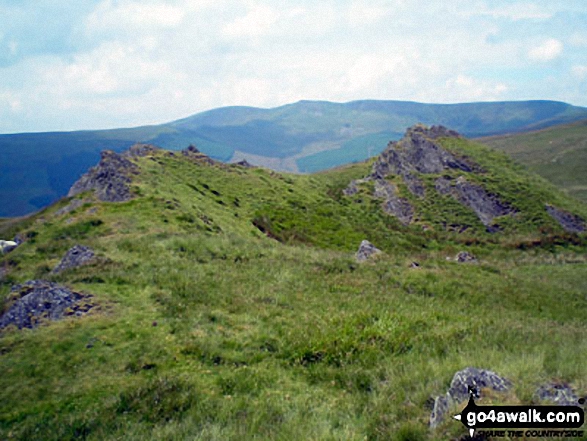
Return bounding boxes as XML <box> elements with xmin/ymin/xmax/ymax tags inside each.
<box><xmin>480</xmin><ymin>119</ymin><xmax>587</xmax><ymax>202</ymax></box>
<box><xmin>1</xmin><ymin>131</ymin><xmax>586</xmax><ymax>440</ymax></box>
<box><xmin>2</xmin><ymin>99</ymin><xmax>587</xmax><ymax>217</ymax></box>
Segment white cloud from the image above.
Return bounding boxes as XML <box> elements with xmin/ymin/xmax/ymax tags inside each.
<box><xmin>528</xmin><ymin>38</ymin><xmax>563</xmax><ymax>62</ymax></box>
<box><xmin>569</xmin><ymin>33</ymin><xmax>587</xmax><ymax>47</ymax></box>
<box><xmin>471</xmin><ymin>2</ymin><xmax>552</xmax><ymax>20</ymax></box>
<box><xmin>222</xmin><ymin>5</ymin><xmax>279</xmax><ymax>38</ymax></box>
<box><xmin>85</xmin><ymin>1</ymin><xmax>186</xmax><ymax>34</ymax></box>
<box><xmin>443</xmin><ymin>75</ymin><xmax>508</xmax><ymax>102</ymax></box>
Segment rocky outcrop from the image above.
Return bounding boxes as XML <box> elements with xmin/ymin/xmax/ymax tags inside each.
<box><xmin>0</xmin><ymin>280</ymin><xmax>94</xmax><ymax>330</ymax></box>
<box><xmin>52</xmin><ymin>245</ymin><xmax>96</xmax><ymax>274</ymax></box>
<box><xmin>235</xmin><ymin>159</ymin><xmax>255</xmax><ymax>168</ymax></box>
<box><xmin>545</xmin><ymin>205</ymin><xmax>585</xmax><ymax>234</ymax></box>
<box><xmin>356</xmin><ymin>240</ymin><xmax>382</xmax><ymax>262</ymax></box>
<box><xmin>535</xmin><ymin>382</ymin><xmax>581</xmax><ymax>406</ymax></box>
<box><xmin>371</xmin><ymin>125</ymin><xmax>471</xmax><ymax>190</ymax></box>
<box><xmin>436</xmin><ymin>176</ymin><xmax>516</xmax><ymax>230</ymax></box>
<box><xmin>430</xmin><ymin>367</ymin><xmax>511</xmax><ymax>428</ymax></box>
<box><xmin>68</xmin><ymin>150</ymin><xmax>139</xmax><ymax>202</ymax></box>
<box><xmin>182</xmin><ymin>145</ymin><xmax>216</xmax><ymax>165</ymax></box>
<box><xmin>373</xmin><ymin>179</ymin><xmax>414</xmax><ymax>225</ymax></box>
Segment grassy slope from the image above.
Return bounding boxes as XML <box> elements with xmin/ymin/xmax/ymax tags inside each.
<box><xmin>0</xmin><ymin>140</ymin><xmax>586</xmax><ymax>441</ymax></box>
<box><xmin>480</xmin><ymin>119</ymin><xmax>587</xmax><ymax>202</ymax></box>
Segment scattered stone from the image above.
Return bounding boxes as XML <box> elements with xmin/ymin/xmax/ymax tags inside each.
<box><xmin>409</xmin><ymin>261</ymin><xmax>420</xmax><ymax>268</ymax></box>
<box><xmin>52</xmin><ymin>245</ymin><xmax>96</xmax><ymax>274</ymax></box>
<box><xmin>535</xmin><ymin>382</ymin><xmax>580</xmax><ymax>406</ymax></box>
<box><xmin>456</xmin><ymin>251</ymin><xmax>477</xmax><ymax>263</ymax></box>
<box><xmin>356</xmin><ymin>240</ymin><xmax>382</xmax><ymax>262</ymax></box>
<box><xmin>0</xmin><ymin>280</ymin><xmax>94</xmax><ymax>330</ymax></box>
<box><xmin>429</xmin><ymin>367</ymin><xmax>511</xmax><ymax>428</ymax></box>
<box><xmin>68</xmin><ymin>150</ymin><xmax>139</xmax><ymax>202</ymax></box>
<box><xmin>545</xmin><ymin>205</ymin><xmax>585</xmax><ymax>234</ymax></box>
<box><xmin>436</xmin><ymin>176</ymin><xmax>516</xmax><ymax>229</ymax></box>
<box><xmin>0</xmin><ymin>240</ymin><xmax>18</xmax><ymax>254</ymax></box>
<box><xmin>448</xmin><ymin>367</ymin><xmax>511</xmax><ymax>403</ymax></box>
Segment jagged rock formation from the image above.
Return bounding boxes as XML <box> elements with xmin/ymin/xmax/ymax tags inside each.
<box><xmin>545</xmin><ymin>205</ymin><xmax>585</xmax><ymax>233</ymax></box>
<box><xmin>436</xmin><ymin>176</ymin><xmax>516</xmax><ymax>230</ymax></box>
<box><xmin>355</xmin><ymin>240</ymin><xmax>382</xmax><ymax>262</ymax></box>
<box><xmin>0</xmin><ymin>280</ymin><xmax>94</xmax><ymax>329</ymax></box>
<box><xmin>430</xmin><ymin>367</ymin><xmax>511</xmax><ymax>428</ymax></box>
<box><xmin>52</xmin><ymin>245</ymin><xmax>96</xmax><ymax>274</ymax></box>
<box><xmin>344</xmin><ymin>125</ymin><xmax>522</xmax><ymax>230</ymax></box>
<box><xmin>68</xmin><ymin>150</ymin><xmax>139</xmax><ymax>202</ymax></box>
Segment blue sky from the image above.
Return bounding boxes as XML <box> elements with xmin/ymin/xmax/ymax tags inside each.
<box><xmin>1</xmin><ymin>0</ymin><xmax>586</xmax><ymax>133</ymax></box>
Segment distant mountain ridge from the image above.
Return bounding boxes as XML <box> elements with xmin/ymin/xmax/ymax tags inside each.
<box><xmin>2</xmin><ymin>99</ymin><xmax>587</xmax><ymax>217</ymax></box>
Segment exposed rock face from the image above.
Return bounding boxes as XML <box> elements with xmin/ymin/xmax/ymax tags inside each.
<box><xmin>535</xmin><ymin>382</ymin><xmax>580</xmax><ymax>406</ymax></box>
<box><xmin>372</xmin><ymin>125</ymin><xmax>470</xmax><ymax>186</ymax></box>
<box><xmin>429</xmin><ymin>367</ymin><xmax>511</xmax><ymax>428</ymax></box>
<box><xmin>373</xmin><ymin>179</ymin><xmax>414</xmax><ymax>225</ymax></box>
<box><xmin>68</xmin><ymin>150</ymin><xmax>139</xmax><ymax>202</ymax></box>
<box><xmin>52</xmin><ymin>245</ymin><xmax>96</xmax><ymax>274</ymax></box>
<box><xmin>436</xmin><ymin>176</ymin><xmax>516</xmax><ymax>229</ymax></box>
<box><xmin>0</xmin><ymin>280</ymin><xmax>94</xmax><ymax>330</ymax></box>
<box><xmin>55</xmin><ymin>198</ymin><xmax>84</xmax><ymax>216</ymax></box>
<box><xmin>545</xmin><ymin>205</ymin><xmax>585</xmax><ymax>233</ymax></box>
<box><xmin>355</xmin><ymin>240</ymin><xmax>381</xmax><ymax>262</ymax></box>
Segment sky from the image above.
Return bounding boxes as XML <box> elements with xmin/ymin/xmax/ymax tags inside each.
<box><xmin>0</xmin><ymin>0</ymin><xmax>586</xmax><ymax>133</ymax></box>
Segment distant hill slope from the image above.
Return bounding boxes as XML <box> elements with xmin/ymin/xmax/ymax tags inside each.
<box><xmin>2</xmin><ymin>99</ymin><xmax>587</xmax><ymax>217</ymax></box>
<box><xmin>479</xmin><ymin>119</ymin><xmax>587</xmax><ymax>202</ymax></box>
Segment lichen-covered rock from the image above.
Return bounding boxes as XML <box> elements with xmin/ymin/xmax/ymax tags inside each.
<box><xmin>52</xmin><ymin>245</ymin><xmax>96</xmax><ymax>274</ymax></box>
<box><xmin>535</xmin><ymin>382</ymin><xmax>580</xmax><ymax>406</ymax></box>
<box><xmin>545</xmin><ymin>205</ymin><xmax>585</xmax><ymax>234</ymax></box>
<box><xmin>0</xmin><ymin>280</ymin><xmax>94</xmax><ymax>329</ymax></box>
<box><xmin>456</xmin><ymin>251</ymin><xmax>477</xmax><ymax>263</ymax></box>
<box><xmin>343</xmin><ymin>180</ymin><xmax>360</xmax><ymax>196</ymax></box>
<box><xmin>436</xmin><ymin>176</ymin><xmax>516</xmax><ymax>229</ymax></box>
<box><xmin>68</xmin><ymin>150</ymin><xmax>139</xmax><ymax>202</ymax></box>
<box><xmin>429</xmin><ymin>367</ymin><xmax>511</xmax><ymax>428</ymax></box>
<box><xmin>356</xmin><ymin>240</ymin><xmax>381</xmax><ymax>262</ymax></box>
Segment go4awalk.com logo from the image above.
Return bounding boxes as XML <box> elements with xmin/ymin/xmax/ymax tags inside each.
<box><xmin>453</xmin><ymin>388</ymin><xmax>585</xmax><ymax>438</ymax></box>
